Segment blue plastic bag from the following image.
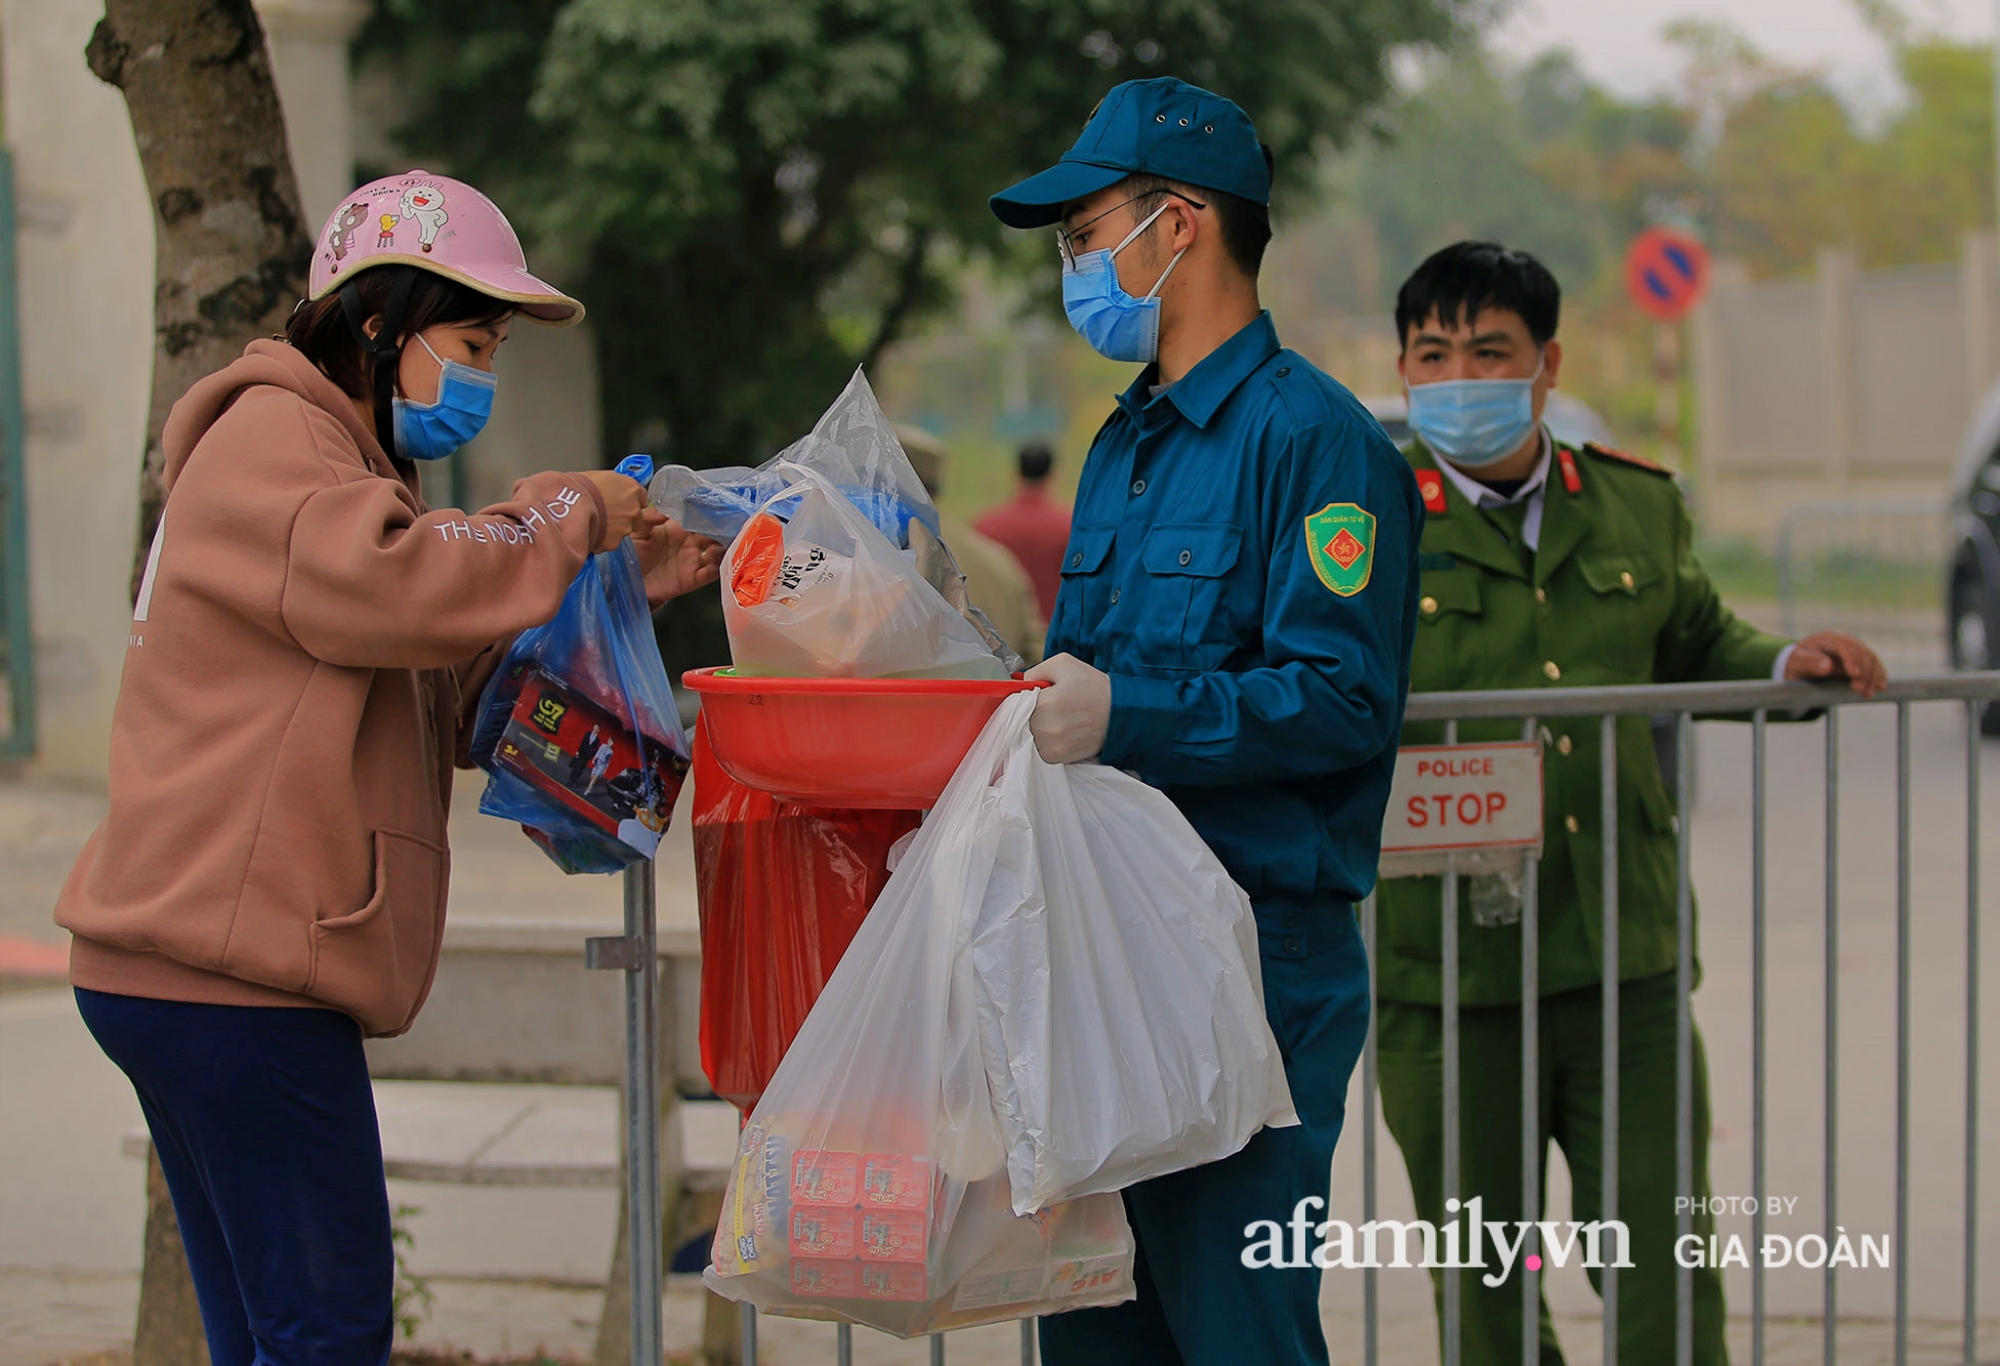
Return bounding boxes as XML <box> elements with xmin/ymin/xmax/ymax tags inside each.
<box><xmin>470</xmin><ymin>541</ymin><xmax>692</xmax><ymax>874</ymax></box>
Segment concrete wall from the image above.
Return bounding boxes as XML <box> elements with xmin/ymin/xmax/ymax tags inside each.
<box><xmin>3</xmin><ymin>0</ymin><xmax>152</xmax><ymax>777</ymax></box>
<box><xmin>1</xmin><ymin>0</ymin><xmax>598</xmax><ymax>776</ymax></box>
<box><xmin>1691</xmin><ymin>236</ymin><xmax>2000</xmax><ymax>541</ymax></box>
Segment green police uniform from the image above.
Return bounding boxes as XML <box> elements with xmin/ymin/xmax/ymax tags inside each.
<box><xmin>1376</xmin><ymin>435</ymin><xmax>1789</xmax><ymax>1366</ymax></box>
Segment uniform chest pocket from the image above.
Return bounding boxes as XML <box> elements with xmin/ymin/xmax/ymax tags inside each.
<box><xmin>1054</xmin><ymin>526</ymin><xmax>1118</xmax><ymax>651</ymax></box>
<box><xmin>1412</xmin><ymin>569</ymin><xmax>1486</xmax><ymax>691</ymax></box>
<box><xmin>1135</xmin><ymin>523</ymin><xmax>1247</xmax><ymax>672</ymax></box>
<box><xmin>1576</xmin><ymin>552</ymin><xmax>1668</xmax><ymax>671</ymax></box>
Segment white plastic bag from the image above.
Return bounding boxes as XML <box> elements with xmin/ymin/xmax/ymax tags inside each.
<box><xmin>703</xmin><ymin>695</ymin><xmax>1298</xmax><ymax>1334</ymax></box>
<box><xmin>720</xmin><ymin>463</ymin><xmax>1006</xmax><ymax>680</ymax></box>
<box><xmin>704</xmin><ymin>692</ymin><xmax>1135</xmax><ymax>1335</ymax></box>
<box><xmin>948</xmin><ymin>694</ymin><xmax>1298</xmax><ymax>1214</ymax></box>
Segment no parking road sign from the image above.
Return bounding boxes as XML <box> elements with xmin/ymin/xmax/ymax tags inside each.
<box><xmin>1625</xmin><ymin>226</ymin><xmax>1710</xmax><ymax>321</ymax></box>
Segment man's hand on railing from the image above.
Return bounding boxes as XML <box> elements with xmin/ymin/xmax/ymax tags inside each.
<box><xmin>1784</xmin><ymin>630</ymin><xmax>1888</xmax><ymax>698</ymax></box>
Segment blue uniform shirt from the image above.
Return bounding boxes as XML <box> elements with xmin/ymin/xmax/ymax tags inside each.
<box><xmin>1046</xmin><ymin>313</ymin><xmax>1423</xmax><ymax>920</ymax></box>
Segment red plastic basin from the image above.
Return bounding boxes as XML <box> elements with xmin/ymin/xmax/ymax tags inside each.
<box><xmin>682</xmin><ymin>667</ymin><xmax>1043</xmax><ymax>809</ymax></box>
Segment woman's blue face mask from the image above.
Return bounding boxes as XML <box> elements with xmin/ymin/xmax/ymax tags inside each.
<box><xmin>1405</xmin><ymin>353</ymin><xmax>1546</xmax><ymax>468</ymax></box>
<box><xmin>1059</xmin><ymin>199</ymin><xmax>1187</xmax><ymax>365</ymax></box>
<box><xmin>392</xmin><ymin>331</ymin><xmax>496</xmax><ymax>462</ymax></box>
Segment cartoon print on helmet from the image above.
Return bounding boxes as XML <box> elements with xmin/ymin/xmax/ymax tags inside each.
<box><xmin>326</xmin><ymin>202</ymin><xmax>369</xmax><ymax>263</ymax></box>
<box><xmin>376</xmin><ymin>213</ymin><xmax>398</xmax><ymax>247</ymax></box>
<box><xmin>399</xmin><ymin>183</ymin><xmax>449</xmax><ymax>253</ymax></box>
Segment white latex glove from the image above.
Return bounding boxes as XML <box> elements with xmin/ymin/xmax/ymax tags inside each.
<box><xmin>1024</xmin><ymin>652</ymin><xmax>1112</xmax><ymax>764</ymax></box>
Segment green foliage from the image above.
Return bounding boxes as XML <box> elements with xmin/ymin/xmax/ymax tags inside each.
<box><xmin>1695</xmin><ymin>29</ymin><xmax>1996</xmax><ymax>275</ymax></box>
<box><xmin>362</xmin><ymin>0</ymin><xmax>1471</xmax><ymax>470</ymax></box>
<box><xmin>389</xmin><ymin>1203</ymin><xmax>435</xmax><ymax>1342</ymax></box>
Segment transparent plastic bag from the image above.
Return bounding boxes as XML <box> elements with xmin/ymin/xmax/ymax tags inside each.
<box><xmin>721</xmin><ymin>463</ymin><xmax>1006</xmax><ymax>680</ymax></box>
<box><xmin>649</xmin><ymin>368</ymin><xmax>938</xmax><ymax>549</ymax></box>
<box><xmin>469</xmin><ymin>541</ymin><xmax>691</xmax><ymax>874</ymax></box>
<box><xmin>704</xmin><ymin>693</ymin><xmax>1135</xmax><ymax>1335</ymax></box>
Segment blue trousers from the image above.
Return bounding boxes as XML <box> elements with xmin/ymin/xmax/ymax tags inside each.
<box><xmin>76</xmin><ymin>989</ymin><xmax>394</xmax><ymax>1366</ymax></box>
<box><xmin>1039</xmin><ymin>907</ymin><xmax>1372</xmax><ymax>1366</ymax></box>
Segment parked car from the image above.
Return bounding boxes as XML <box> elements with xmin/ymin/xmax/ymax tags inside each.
<box><xmin>1946</xmin><ymin>375</ymin><xmax>2000</xmax><ymax>729</ymax></box>
<box><xmin>1360</xmin><ymin>389</ymin><xmax>1617</xmax><ymax>452</ymax></box>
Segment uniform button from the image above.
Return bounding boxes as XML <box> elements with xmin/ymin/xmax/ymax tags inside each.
<box><xmin>1565</xmin><ymin>815</ymin><xmax>1580</xmax><ymax>834</ymax></box>
<box><xmin>1557</xmin><ymin>735</ymin><xmax>1573</xmax><ymax>756</ymax></box>
<box><xmin>1283</xmin><ymin>911</ymin><xmax>1301</xmax><ymax>928</ymax></box>
<box><xmin>1110</xmin><ymin>588</ymin><xmax>1121</xmax><ymax>604</ymax></box>
<box><xmin>1420</xmin><ymin>595</ymin><xmax>1439</xmax><ymax>615</ymax></box>
<box><xmin>1132</xmin><ymin>478</ymin><xmax>1147</xmax><ymax>496</ymax></box>
<box><xmin>1535</xmin><ymin>586</ymin><xmax>1547</xmax><ymax>603</ymax></box>
<box><xmin>1070</xmin><ymin>552</ymin><xmax>1083</xmax><ymax>568</ymax></box>
<box><xmin>1283</xmin><ymin>937</ymin><xmax>1301</xmax><ymax>955</ymax></box>
<box><xmin>1178</xmin><ymin>549</ymin><xmax>1192</xmax><ymax>566</ymax></box>
<box><xmin>1620</xmin><ymin>570</ymin><xmax>1635</xmax><ymax>590</ymax></box>
<box><xmin>1543</xmin><ymin>660</ymin><xmax>1561</xmax><ymax>681</ymax></box>
<box><xmin>1276</xmin><ymin>366</ymin><xmax>1291</xmax><ymax>377</ymax></box>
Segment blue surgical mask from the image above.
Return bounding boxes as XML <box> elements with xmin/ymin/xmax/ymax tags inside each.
<box><xmin>392</xmin><ymin>332</ymin><xmax>497</xmax><ymax>461</ymax></box>
<box><xmin>1061</xmin><ymin>200</ymin><xmax>1186</xmax><ymax>364</ymax></box>
<box><xmin>1406</xmin><ymin>357</ymin><xmax>1545</xmax><ymax>468</ymax></box>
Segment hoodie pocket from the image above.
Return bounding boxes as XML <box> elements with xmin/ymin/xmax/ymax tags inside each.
<box><xmin>307</xmin><ymin>827</ymin><xmax>447</xmax><ymax>1036</ymax></box>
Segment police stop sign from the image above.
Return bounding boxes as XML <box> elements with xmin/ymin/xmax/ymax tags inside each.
<box><xmin>1378</xmin><ymin>741</ymin><xmax>1543</xmax><ymax>878</ymax></box>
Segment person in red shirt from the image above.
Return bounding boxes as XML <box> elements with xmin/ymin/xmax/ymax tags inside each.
<box><xmin>974</xmin><ymin>441</ymin><xmax>1072</xmax><ymax>621</ymax></box>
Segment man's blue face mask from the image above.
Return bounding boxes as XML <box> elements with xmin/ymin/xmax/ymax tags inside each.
<box><xmin>392</xmin><ymin>331</ymin><xmax>497</xmax><ymax>462</ymax></box>
<box><xmin>1405</xmin><ymin>354</ymin><xmax>1545</xmax><ymax>468</ymax></box>
<box><xmin>1059</xmin><ymin>198</ymin><xmax>1190</xmax><ymax>365</ymax></box>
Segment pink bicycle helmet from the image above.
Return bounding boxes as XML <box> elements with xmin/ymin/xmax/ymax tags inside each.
<box><xmin>309</xmin><ymin>170</ymin><xmax>583</xmax><ymax>325</ymax></box>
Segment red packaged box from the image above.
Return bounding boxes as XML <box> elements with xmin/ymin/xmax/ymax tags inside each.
<box><xmin>790</xmin><ymin>1258</ymin><xmax>859</xmax><ymax>1298</ymax></box>
<box><xmin>859</xmin><ymin>1208</ymin><xmax>929</xmax><ymax>1263</ymax></box>
<box><xmin>791</xmin><ymin>1150</ymin><xmax>861</xmax><ymax>1207</ymax></box>
<box><xmin>492</xmin><ymin>667</ymin><xmax>686</xmax><ymax>851</ymax></box>
<box><xmin>789</xmin><ymin>1206</ymin><xmax>857</xmax><ymax>1259</ymax></box>
<box><xmin>860</xmin><ymin>1154</ymin><xmax>933</xmax><ymax>1211</ymax></box>
<box><xmin>857</xmin><ymin>1261</ymin><xmax>929</xmax><ymax>1301</ymax></box>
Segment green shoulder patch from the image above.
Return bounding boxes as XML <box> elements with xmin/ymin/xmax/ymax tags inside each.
<box><xmin>1306</xmin><ymin>503</ymin><xmax>1376</xmax><ymax>596</ymax></box>
<box><xmin>1582</xmin><ymin>442</ymin><xmax>1673</xmax><ymax>478</ymax></box>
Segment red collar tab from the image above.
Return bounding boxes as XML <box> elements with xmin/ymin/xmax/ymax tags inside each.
<box><xmin>1416</xmin><ymin>469</ymin><xmax>1448</xmax><ymax>515</ymax></box>
<box><xmin>1557</xmin><ymin>448</ymin><xmax>1583</xmax><ymax>495</ymax></box>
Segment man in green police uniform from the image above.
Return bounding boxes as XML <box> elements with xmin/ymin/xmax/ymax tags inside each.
<box><xmin>1374</xmin><ymin>242</ymin><xmax>1886</xmax><ymax>1366</ymax></box>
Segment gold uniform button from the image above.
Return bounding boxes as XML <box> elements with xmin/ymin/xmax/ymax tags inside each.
<box><xmin>1620</xmin><ymin>570</ymin><xmax>1635</xmax><ymax>590</ymax></box>
<box><xmin>1557</xmin><ymin>734</ymin><xmax>1573</xmax><ymax>756</ymax></box>
<box><xmin>1543</xmin><ymin>660</ymin><xmax>1561</xmax><ymax>681</ymax></box>
<box><xmin>1420</xmin><ymin>595</ymin><xmax>1439</xmax><ymax>615</ymax></box>
<box><xmin>1565</xmin><ymin>815</ymin><xmax>1580</xmax><ymax>834</ymax></box>
<box><xmin>1535</xmin><ymin>587</ymin><xmax>1547</xmax><ymax>603</ymax></box>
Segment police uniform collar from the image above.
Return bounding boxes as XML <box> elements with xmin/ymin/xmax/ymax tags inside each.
<box><xmin>1114</xmin><ymin>311</ymin><xmax>1281</xmax><ymax>430</ymax></box>
<box><xmin>1429</xmin><ymin>428</ymin><xmax>1553</xmax><ymax>510</ymax></box>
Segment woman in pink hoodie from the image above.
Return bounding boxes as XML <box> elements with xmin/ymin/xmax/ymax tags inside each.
<box><xmin>55</xmin><ymin>172</ymin><xmax>720</xmax><ymax>1365</ymax></box>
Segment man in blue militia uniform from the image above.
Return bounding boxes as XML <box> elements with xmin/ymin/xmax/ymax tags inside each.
<box><xmin>990</xmin><ymin>77</ymin><xmax>1424</xmax><ymax>1364</ymax></box>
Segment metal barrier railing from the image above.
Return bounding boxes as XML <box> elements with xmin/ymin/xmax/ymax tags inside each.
<box><xmin>1368</xmin><ymin>671</ymin><xmax>1996</xmax><ymax>1366</ymax></box>
<box><xmin>618</xmin><ymin>671</ymin><xmax>1996</xmax><ymax>1365</ymax></box>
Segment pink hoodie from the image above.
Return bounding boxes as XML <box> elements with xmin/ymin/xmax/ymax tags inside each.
<box><xmin>56</xmin><ymin>340</ymin><xmax>608</xmax><ymax>1036</ymax></box>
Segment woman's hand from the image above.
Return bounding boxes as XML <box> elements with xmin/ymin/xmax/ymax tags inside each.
<box><xmin>579</xmin><ymin>470</ymin><xmax>668</xmax><ymax>553</ymax></box>
<box><xmin>634</xmin><ymin>518</ymin><xmax>724</xmax><ymax>607</ymax></box>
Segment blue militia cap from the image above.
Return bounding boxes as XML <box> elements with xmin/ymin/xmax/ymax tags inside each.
<box><xmin>989</xmin><ymin>77</ymin><xmax>1270</xmax><ymax>230</ymax></box>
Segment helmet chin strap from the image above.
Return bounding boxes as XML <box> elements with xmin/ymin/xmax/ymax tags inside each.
<box><xmin>338</xmin><ymin>267</ymin><xmax>418</xmax><ymax>461</ymax></box>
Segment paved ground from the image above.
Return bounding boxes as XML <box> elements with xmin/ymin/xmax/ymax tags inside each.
<box><xmin>4</xmin><ymin>646</ymin><xmax>1998</xmax><ymax>1363</ymax></box>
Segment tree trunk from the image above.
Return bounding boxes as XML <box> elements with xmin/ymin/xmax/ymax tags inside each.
<box><xmin>85</xmin><ymin>6</ymin><xmax>308</xmax><ymax>1358</ymax></box>
<box><xmin>85</xmin><ymin>0</ymin><xmax>312</xmax><ymax>601</ymax></box>
<box><xmin>132</xmin><ymin>1147</ymin><xmax>208</xmax><ymax>1366</ymax></box>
